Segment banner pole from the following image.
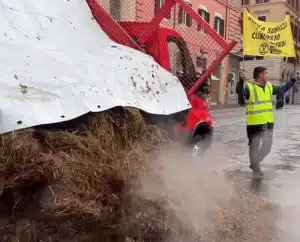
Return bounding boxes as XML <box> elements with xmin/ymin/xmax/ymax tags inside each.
<box><xmin>241</xmin><ymin>54</ymin><xmax>245</xmax><ymax>117</ymax></box>
<box><xmin>292</xmin><ymin>55</ymin><xmax>297</xmax><ymax>104</ymax></box>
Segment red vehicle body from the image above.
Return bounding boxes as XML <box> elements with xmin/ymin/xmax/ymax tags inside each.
<box><xmin>87</xmin><ymin>0</ymin><xmax>237</xmax><ymax>149</ymax></box>
<box><xmin>119</xmin><ymin>23</ymin><xmax>212</xmax><ymax>137</ymax></box>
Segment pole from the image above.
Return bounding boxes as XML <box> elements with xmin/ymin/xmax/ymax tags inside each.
<box><xmin>292</xmin><ymin>59</ymin><xmax>296</xmax><ymax>104</ymax></box>
<box><xmin>291</xmin><ymin>20</ymin><xmax>298</xmax><ymax>104</ymax></box>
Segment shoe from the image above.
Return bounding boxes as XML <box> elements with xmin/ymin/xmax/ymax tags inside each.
<box><xmin>249</xmin><ymin>163</ymin><xmax>262</xmax><ymax>171</ymax></box>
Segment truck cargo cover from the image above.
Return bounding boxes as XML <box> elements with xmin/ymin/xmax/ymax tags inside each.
<box><xmin>0</xmin><ymin>0</ymin><xmax>190</xmax><ymax>134</ymax></box>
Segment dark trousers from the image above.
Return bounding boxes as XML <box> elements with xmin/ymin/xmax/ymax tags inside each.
<box><xmin>247</xmin><ymin>123</ymin><xmax>274</xmax><ymax>170</ymax></box>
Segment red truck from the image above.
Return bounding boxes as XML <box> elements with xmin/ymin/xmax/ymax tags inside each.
<box><xmin>87</xmin><ymin>0</ymin><xmax>237</xmax><ymax>154</ymax></box>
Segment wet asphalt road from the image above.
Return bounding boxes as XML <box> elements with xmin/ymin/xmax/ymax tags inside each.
<box><xmin>210</xmin><ymin>105</ymin><xmax>300</xmax><ymax>242</ymax></box>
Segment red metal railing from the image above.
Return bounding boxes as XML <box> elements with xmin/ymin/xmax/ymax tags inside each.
<box><xmin>88</xmin><ymin>0</ymin><xmax>237</xmax><ymax>98</ymax></box>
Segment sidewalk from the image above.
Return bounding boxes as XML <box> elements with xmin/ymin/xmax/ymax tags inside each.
<box><xmin>210</xmin><ymin>104</ymin><xmax>241</xmax><ymax>111</ymax></box>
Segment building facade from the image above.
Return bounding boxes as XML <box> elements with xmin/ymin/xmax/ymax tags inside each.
<box><xmin>226</xmin><ymin>0</ymin><xmax>243</xmax><ymax>104</ymax></box>
<box><xmin>98</xmin><ymin>0</ymin><xmax>242</xmax><ymax>105</ymax></box>
<box><xmin>241</xmin><ymin>0</ymin><xmax>300</xmax><ymax>83</ymax></box>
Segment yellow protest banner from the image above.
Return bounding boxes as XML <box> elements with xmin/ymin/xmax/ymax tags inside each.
<box><xmin>243</xmin><ymin>9</ymin><xmax>295</xmax><ymax>57</ymax></box>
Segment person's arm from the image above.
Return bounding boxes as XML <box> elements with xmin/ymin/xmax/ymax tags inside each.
<box><xmin>272</xmin><ymin>78</ymin><xmax>297</xmax><ymax>96</ymax></box>
<box><xmin>244</xmin><ymin>85</ymin><xmax>250</xmax><ymax>100</ymax></box>
<box><xmin>236</xmin><ymin>79</ymin><xmax>250</xmax><ymax>106</ymax></box>
<box><xmin>235</xmin><ymin>80</ymin><xmax>240</xmax><ymax>94</ymax></box>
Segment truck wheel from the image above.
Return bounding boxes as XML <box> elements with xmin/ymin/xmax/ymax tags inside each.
<box><xmin>190</xmin><ymin>123</ymin><xmax>213</xmax><ymax>158</ymax></box>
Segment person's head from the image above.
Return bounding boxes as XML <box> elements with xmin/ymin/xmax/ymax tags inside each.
<box><xmin>240</xmin><ymin>69</ymin><xmax>245</xmax><ymax>79</ymax></box>
<box><xmin>196</xmin><ymin>56</ymin><xmax>207</xmax><ymax>68</ymax></box>
<box><xmin>196</xmin><ymin>57</ymin><xmax>203</xmax><ymax>68</ymax></box>
<box><xmin>253</xmin><ymin>66</ymin><xmax>268</xmax><ymax>84</ymax></box>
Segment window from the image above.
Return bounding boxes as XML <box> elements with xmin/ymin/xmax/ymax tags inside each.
<box><xmin>242</xmin><ymin>0</ymin><xmax>249</xmax><ymax>5</ymax></box>
<box><xmin>214</xmin><ymin>16</ymin><xmax>225</xmax><ymax>37</ymax></box>
<box><xmin>290</xmin><ymin>0</ymin><xmax>296</xmax><ymax>8</ymax></box>
<box><xmin>244</xmin><ymin>55</ymin><xmax>254</xmax><ymax>61</ymax></box>
<box><xmin>198</xmin><ymin>9</ymin><xmax>210</xmax><ymax>31</ymax></box>
<box><xmin>228</xmin><ymin>72</ymin><xmax>237</xmax><ymax>96</ymax></box>
<box><xmin>288</xmin><ymin>57</ymin><xmax>296</xmax><ymax>64</ymax></box>
<box><xmin>290</xmin><ymin>23</ymin><xmax>299</xmax><ymax>41</ymax></box>
<box><xmin>257</xmin><ymin>16</ymin><xmax>266</xmax><ymax>21</ymax></box>
<box><xmin>256</xmin><ymin>0</ymin><xmax>269</xmax><ymax>3</ymax></box>
<box><xmin>109</xmin><ymin>0</ymin><xmax>121</xmax><ymax>21</ymax></box>
<box><xmin>155</xmin><ymin>0</ymin><xmax>171</xmax><ymax>19</ymax></box>
<box><xmin>239</xmin><ymin>12</ymin><xmax>243</xmax><ymax>34</ymax></box>
<box><xmin>294</xmin><ymin>26</ymin><xmax>298</xmax><ymax>41</ymax></box>
<box><xmin>178</xmin><ymin>3</ymin><xmax>192</xmax><ymax>27</ymax></box>
<box><xmin>243</xmin><ymin>55</ymin><xmax>264</xmax><ymax>60</ymax></box>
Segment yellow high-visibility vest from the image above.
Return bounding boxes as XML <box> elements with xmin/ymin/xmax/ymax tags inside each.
<box><xmin>246</xmin><ymin>81</ymin><xmax>274</xmax><ymax>125</ymax></box>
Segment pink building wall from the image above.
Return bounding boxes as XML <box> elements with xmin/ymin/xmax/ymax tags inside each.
<box><xmin>227</xmin><ymin>6</ymin><xmax>242</xmax><ymax>52</ymax></box>
<box><xmin>98</xmin><ymin>0</ymin><xmax>242</xmax><ymax>103</ymax></box>
<box><xmin>134</xmin><ymin>0</ymin><xmax>242</xmax><ymax>104</ymax></box>
<box><xmin>135</xmin><ymin>0</ymin><xmax>241</xmax><ymax>50</ymax></box>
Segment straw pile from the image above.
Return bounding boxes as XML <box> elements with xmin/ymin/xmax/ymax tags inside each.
<box><xmin>0</xmin><ymin>107</ymin><xmax>277</xmax><ymax>241</ymax></box>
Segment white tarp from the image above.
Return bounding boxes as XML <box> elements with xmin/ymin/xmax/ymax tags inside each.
<box><xmin>0</xmin><ymin>0</ymin><xmax>190</xmax><ymax>134</ymax></box>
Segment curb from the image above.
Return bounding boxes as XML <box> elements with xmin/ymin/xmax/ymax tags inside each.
<box><xmin>210</xmin><ymin>107</ymin><xmax>244</xmax><ymax>113</ymax></box>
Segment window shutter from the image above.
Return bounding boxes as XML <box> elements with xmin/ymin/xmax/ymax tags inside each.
<box><xmin>197</xmin><ymin>9</ymin><xmax>201</xmax><ymax>30</ymax></box>
<box><xmin>214</xmin><ymin>16</ymin><xmax>218</xmax><ymax>31</ymax></box>
<box><xmin>257</xmin><ymin>16</ymin><xmax>266</xmax><ymax>21</ymax></box>
<box><xmin>206</xmin><ymin>12</ymin><xmax>210</xmax><ymax>23</ymax></box>
<box><xmin>110</xmin><ymin>0</ymin><xmax>121</xmax><ymax>21</ymax></box>
<box><xmin>187</xmin><ymin>14</ymin><xmax>192</xmax><ymax>27</ymax></box>
<box><xmin>239</xmin><ymin>19</ymin><xmax>243</xmax><ymax>34</ymax></box>
<box><xmin>198</xmin><ymin>10</ymin><xmax>210</xmax><ymax>31</ymax></box>
<box><xmin>186</xmin><ymin>3</ymin><xmax>192</xmax><ymax>27</ymax></box>
<box><xmin>293</xmin><ymin>23</ymin><xmax>296</xmax><ymax>37</ymax></box>
<box><xmin>220</xmin><ymin>18</ymin><xmax>225</xmax><ymax>37</ymax></box>
<box><xmin>178</xmin><ymin>7</ymin><xmax>183</xmax><ymax>24</ymax></box>
<box><xmin>203</xmin><ymin>12</ymin><xmax>210</xmax><ymax>33</ymax></box>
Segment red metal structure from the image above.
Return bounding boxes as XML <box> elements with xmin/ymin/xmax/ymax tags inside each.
<box><xmin>87</xmin><ymin>0</ymin><xmax>237</xmax><ymax>151</ymax></box>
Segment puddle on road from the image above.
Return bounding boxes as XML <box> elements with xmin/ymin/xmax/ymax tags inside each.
<box><xmin>271</xmin><ymin>163</ymin><xmax>296</xmax><ymax>171</ymax></box>
<box><xmin>212</xmin><ymin>107</ymin><xmax>300</xmax><ymax>241</ymax></box>
<box><xmin>224</xmin><ymin>168</ymin><xmax>280</xmax><ymax>241</ymax></box>
<box><xmin>225</xmin><ymin>167</ymin><xmax>300</xmax><ymax>242</ymax></box>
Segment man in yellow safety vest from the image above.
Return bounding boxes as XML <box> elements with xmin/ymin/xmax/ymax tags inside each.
<box><xmin>236</xmin><ymin>66</ymin><xmax>297</xmax><ymax>179</ymax></box>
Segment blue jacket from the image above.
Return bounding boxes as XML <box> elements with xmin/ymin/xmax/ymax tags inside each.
<box><xmin>236</xmin><ymin>78</ymin><xmax>296</xmax><ymax>106</ymax></box>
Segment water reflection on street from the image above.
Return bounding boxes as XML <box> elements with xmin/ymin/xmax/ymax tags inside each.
<box><xmin>211</xmin><ymin>105</ymin><xmax>300</xmax><ymax>242</ymax></box>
